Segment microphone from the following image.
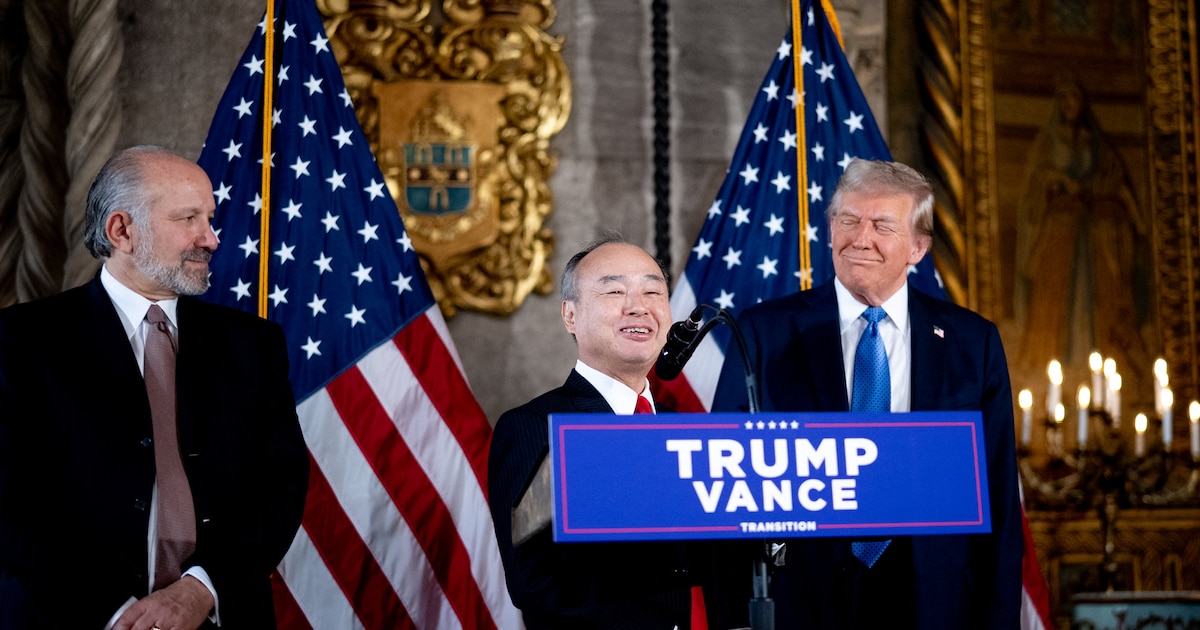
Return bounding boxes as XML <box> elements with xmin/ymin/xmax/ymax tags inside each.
<box><xmin>654</xmin><ymin>306</ymin><xmax>705</xmax><ymax>381</ymax></box>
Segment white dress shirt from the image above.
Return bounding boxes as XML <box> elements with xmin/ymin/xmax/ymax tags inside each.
<box><xmin>834</xmin><ymin>278</ymin><xmax>912</xmax><ymax>413</ymax></box>
<box><xmin>574</xmin><ymin>360</ymin><xmax>656</xmax><ymax>415</ymax></box>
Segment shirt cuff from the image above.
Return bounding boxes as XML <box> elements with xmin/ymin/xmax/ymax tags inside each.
<box><xmin>183</xmin><ymin>566</ymin><xmax>221</xmax><ymax>626</ymax></box>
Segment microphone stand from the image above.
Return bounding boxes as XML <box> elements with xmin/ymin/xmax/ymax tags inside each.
<box><xmin>674</xmin><ymin>306</ymin><xmax>773</xmax><ymax>630</ymax></box>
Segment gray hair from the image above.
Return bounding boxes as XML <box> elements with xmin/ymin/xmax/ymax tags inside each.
<box><xmin>84</xmin><ymin>145</ymin><xmax>180</xmax><ymax>258</ymax></box>
<box><xmin>826</xmin><ymin>158</ymin><xmax>934</xmax><ymax>238</ymax></box>
<box><xmin>560</xmin><ymin>232</ymin><xmax>670</xmax><ymax>301</ymax></box>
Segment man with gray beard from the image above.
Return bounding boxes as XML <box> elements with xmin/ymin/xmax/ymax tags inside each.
<box><xmin>0</xmin><ymin>146</ymin><xmax>309</xmax><ymax>630</ymax></box>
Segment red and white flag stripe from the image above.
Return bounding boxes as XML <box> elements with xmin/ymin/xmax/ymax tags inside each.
<box><xmin>272</xmin><ymin>306</ymin><xmax>524</xmax><ymax>630</ymax></box>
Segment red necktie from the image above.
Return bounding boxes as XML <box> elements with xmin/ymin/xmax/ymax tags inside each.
<box><xmin>144</xmin><ymin>304</ymin><xmax>197</xmax><ymax>590</ymax></box>
<box><xmin>634</xmin><ymin>395</ymin><xmax>653</xmax><ymax>414</ymax></box>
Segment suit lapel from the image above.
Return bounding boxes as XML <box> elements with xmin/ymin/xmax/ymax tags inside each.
<box><xmin>174</xmin><ymin>297</ymin><xmax>207</xmax><ymax>450</ymax></box>
<box><xmin>907</xmin><ymin>287</ymin><xmax>947</xmax><ymax>411</ymax></box>
<box><xmin>801</xmin><ymin>285</ymin><xmax>851</xmax><ymax>411</ymax></box>
<box><xmin>563</xmin><ymin>370</ymin><xmax>616</xmax><ymax>413</ymax></box>
<box><xmin>81</xmin><ymin>278</ymin><xmax>154</xmax><ymax>427</ymax></box>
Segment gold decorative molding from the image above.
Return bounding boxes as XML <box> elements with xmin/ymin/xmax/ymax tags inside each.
<box><xmin>317</xmin><ymin>0</ymin><xmax>569</xmax><ymax>316</ymax></box>
<box><xmin>1146</xmin><ymin>0</ymin><xmax>1199</xmax><ymax>404</ymax></box>
<box><xmin>1029</xmin><ymin>508</ymin><xmax>1200</xmax><ymax>629</ymax></box>
<box><xmin>923</xmin><ymin>1</ymin><xmax>1200</xmax><ymax>622</ymax></box>
<box><xmin>921</xmin><ymin>0</ymin><xmax>1199</xmax><ymax>403</ymax></box>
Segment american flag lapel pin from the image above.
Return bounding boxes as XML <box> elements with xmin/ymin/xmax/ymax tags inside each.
<box><xmin>933</xmin><ymin>325</ymin><xmax>945</xmax><ymax>338</ymax></box>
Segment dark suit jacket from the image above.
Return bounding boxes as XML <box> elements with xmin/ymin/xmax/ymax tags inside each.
<box><xmin>0</xmin><ymin>277</ymin><xmax>309</xmax><ymax>629</ymax></box>
<box><xmin>712</xmin><ymin>282</ymin><xmax>1022</xmax><ymax>630</ymax></box>
<box><xmin>489</xmin><ymin>370</ymin><xmax>723</xmax><ymax>630</ymax></box>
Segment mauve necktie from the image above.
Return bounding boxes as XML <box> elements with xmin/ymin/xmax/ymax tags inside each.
<box><xmin>850</xmin><ymin>306</ymin><xmax>890</xmax><ymax>568</ymax></box>
<box><xmin>144</xmin><ymin>304</ymin><xmax>197</xmax><ymax>590</ymax></box>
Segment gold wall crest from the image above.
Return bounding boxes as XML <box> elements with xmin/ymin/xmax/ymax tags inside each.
<box><xmin>317</xmin><ymin>0</ymin><xmax>569</xmax><ymax>316</ymax></box>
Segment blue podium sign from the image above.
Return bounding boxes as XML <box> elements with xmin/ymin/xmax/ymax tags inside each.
<box><xmin>549</xmin><ymin>411</ymin><xmax>990</xmax><ymax>542</ymax></box>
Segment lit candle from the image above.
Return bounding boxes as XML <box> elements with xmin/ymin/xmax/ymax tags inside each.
<box><xmin>1102</xmin><ymin>358</ymin><xmax>1117</xmax><ymax>413</ymax></box>
<box><xmin>1053</xmin><ymin>403</ymin><xmax>1065</xmax><ymax>456</ymax></box>
<box><xmin>1109</xmin><ymin>373</ymin><xmax>1122</xmax><ymax>428</ymax></box>
<box><xmin>1154</xmin><ymin>358</ymin><xmax>1169</xmax><ymax>416</ymax></box>
<box><xmin>1018</xmin><ymin>389</ymin><xmax>1033</xmax><ymax>447</ymax></box>
<box><xmin>1190</xmin><ymin>401</ymin><xmax>1200</xmax><ymax>459</ymax></box>
<box><xmin>1077</xmin><ymin>385</ymin><xmax>1091</xmax><ymax>449</ymax></box>
<box><xmin>1047</xmin><ymin>360</ymin><xmax>1063</xmax><ymax>419</ymax></box>
<box><xmin>1135</xmin><ymin>413</ymin><xmax>1147</xmax><ymax>457</ymax></box>
<box><xmin>1162</xmin><ymin>388</ymin><xmax>1174</xmax><ymax>449</ymax></box>
<box><xmin>1089</xmin><ymin>352</ymin><xmax>1104</xmax><ymax>408</ymax></box>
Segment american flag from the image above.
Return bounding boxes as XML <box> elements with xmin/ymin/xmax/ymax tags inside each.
<box><xmin>196</xmin><ymin>1</ymin><xmax>522</xmax><ymax>628</ymax></box>
<box><xmin>651</xmin><ymin>0</ymin><xmax>941</xmax><ymax>414</ymax></box>
<box><xmin>650</xmin><ymin>2</ymin><xmax>1052</xmax><ymax>628</ymax></box>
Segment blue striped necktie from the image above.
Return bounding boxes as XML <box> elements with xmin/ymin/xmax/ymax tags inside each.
<box><xmin>851</xmin><ymin>306</ymin><xmax>890</xmax><ymax>568</ymax></box>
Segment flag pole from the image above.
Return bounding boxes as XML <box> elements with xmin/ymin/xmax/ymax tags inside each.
<box><xmin>258</xmin><ymin>0</ymin><xmax>278</xmax><ymax>318</ymax></box>
<box><xmin>791</xmin><ymin>0</ymin><xmax>810</xmax><ymax>291</ymax></box>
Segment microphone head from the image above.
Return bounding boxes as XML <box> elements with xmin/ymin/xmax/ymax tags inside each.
<box><xmin>654</xmin><ymin>309</ymin><xmax>704</xmax><ymax>380</ymax></box>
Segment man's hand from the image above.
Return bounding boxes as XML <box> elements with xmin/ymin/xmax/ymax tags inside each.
<box><xmin>113</xmin><ymin>576</ymin><xmax>215</xmax><ymax>630</ymax></box>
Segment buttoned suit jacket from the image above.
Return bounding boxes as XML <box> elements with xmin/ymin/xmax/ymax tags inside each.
<box><xmin>489</xmin><ymin>369</ymin><xmax>715</xmax><ymax>630</ymax></box>
<box><xmin>712</xmin><ymin>282</ymin><xmax>1022</xmax><ymax>630</ymax></box>
<box><xmin>0</xmin><ymin>277</ymin><xmax>309</xmax><ymax>629</ymax></box>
